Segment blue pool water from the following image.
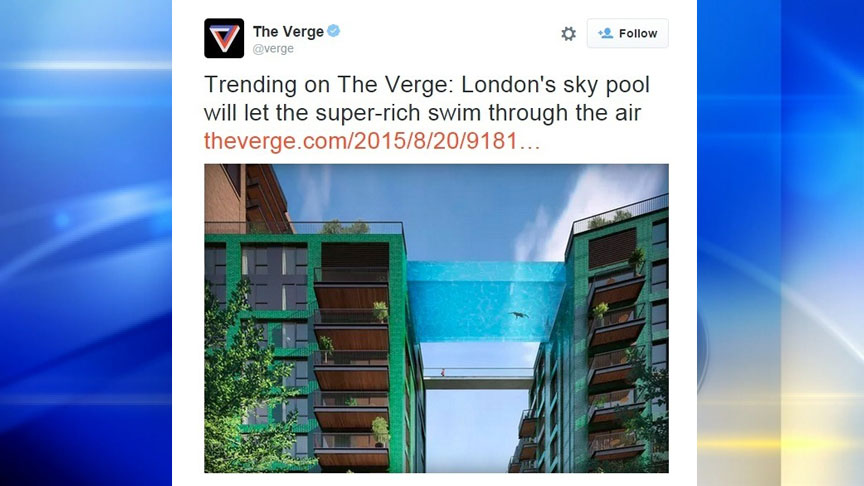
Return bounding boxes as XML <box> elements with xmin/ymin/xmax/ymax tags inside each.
<box><xmin>407</xmin><ymin>262</ymin><xmax>566</xmax><ymax>342</ymax></box>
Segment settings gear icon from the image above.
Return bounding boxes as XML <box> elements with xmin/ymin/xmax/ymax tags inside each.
<box><xmin>561</xmin><ymin>26</ymin><xmax>576</xmax><ymax>41</ymax></box>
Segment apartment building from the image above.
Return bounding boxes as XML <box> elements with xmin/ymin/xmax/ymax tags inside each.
<box><xmin>511</xmin><ymin>194</ymin><xmax>669</xmax><ymax>473</ymax></box>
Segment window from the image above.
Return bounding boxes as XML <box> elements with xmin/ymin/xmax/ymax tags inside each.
<box><xmin>204</xmin><ymin>245</ymin><xmax>226</xmax><ymax>306</ymax></box>
<box><xmin>651</xmin><ymin>260</ymin><xmax>668</xmax><ymax>292</ymax></box>
<box><xmin>276</xmin><ymin>322</ymin><xmax>309</xmax><ymax>349</ymax></box>
<box><xmin>286</xmin><ymin>434</ymin><xmax>309</xmax><ymax>458</ymax></box>
<box><xmin>242</xmin><ymin>245</ymin><xmax>308</xmax><ymax>310</ymax></box>
<box><xmin>254</xmin><ymin>323</ymin><xmax>268</xmax><ymax>349</ymax></box>
<box><xmin>652</xmin><ymin>301</ymin><xmax>668</xmax><ymax>333</ymax></box>
<box><xmin>283</xmin><ymin>360</ymin><xmax>308</xmax><ymax>387</ymax></box>
<box><xmin>281</xmin><ymin>397</ymin><xmax>309</xmax><ymax>425</ymax></box>
<box><xmin>652</xmin><ymin>220</ymin><xmax>668</xmax><ymax>251</ymax></box>
<box><xmin>222</xmin><ymin>164</ymin><xmax>242</xmax><ymax>196</ymax></box>
<box><xmin>243</xmin><ymin>402</ymin><xmax>269</xmax><ymax>425</ymax></box>
<box><xmin>652</xmin><ymin>342</ymin><xmax>668</xmax><ymax>370</ymax></box>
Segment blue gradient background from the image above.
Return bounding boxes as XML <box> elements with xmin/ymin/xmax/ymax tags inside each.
<box><xmin>0</xmin><ymin>0</ymin><xmax>860</xmax><ymax>484</ymax></box>
<box><xmin>0</xmin><ymin>1</ymin><xmax>172</xmax><ymax>484</ymax></box>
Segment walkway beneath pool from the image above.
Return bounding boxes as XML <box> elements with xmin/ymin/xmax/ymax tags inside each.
<box><xmin>406</xmin><ymin>261</ymin><xmax>566</xmax><ymax>343</ymax></box>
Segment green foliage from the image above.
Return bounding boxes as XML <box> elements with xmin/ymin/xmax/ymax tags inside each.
<box><xmin>628</xmin><ymin>247</ymin><xmax>647</xmax><ymax>274</ymax></box>
<box><xmin>319</xmin><ymin>335</ymin><xmax>334</xmax><ymax>351</ymax></box>
<box><xmin>588</xmin><ymin>216</ymin><xmax>609</xmax><ymax>229</ymax></box>
<box><xmin>612</xmin><ymin>209</ymin><xmax>633</xmax><ymax>222</ymax></box>
<box><xmin>371</xmin><ymin>417</ymin><xmax>391</xmax><ymax>444</ymax></box>
<box><xmin>319</xmin><ymin>219</ymin><xmax>371</xmax><ymax>234</ymax></box>
<box><xmin>619</xmin><ymin>364</ymin><xmax>669</xmax><ymax>473</ymax></box>
<box><xmin>592</xmin><ymin>302</ymin><xmax>609</xmax><ymax>319</ymax></box>
<box><xmin>372</xmin><ymin>301</ymin><xmax>389</xmax><ymax>322</ymax></box>
<box><xmin>345</xmin><ymin>397</ymin><xmax>359</xmax><ymax>407</ymax></box>
<box><xmin>204</xmin><ymin>279</ymin><xmax>317</xmax><ymax>473</ymax></box>
<box><xmin>588</xmin><ymin>457</ymin><xmax>651</xmax><ymax>473</ymax></box>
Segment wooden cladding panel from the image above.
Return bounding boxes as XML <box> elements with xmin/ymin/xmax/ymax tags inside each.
<box><xmin>322</xmin><ymin>243</ymin><xmax>389</xmax><ymax>268</ymax></box>
<box><xmin>589</xmin><ymin>229</ymin><xmax>636</xmax><ymax>269</ymax></box>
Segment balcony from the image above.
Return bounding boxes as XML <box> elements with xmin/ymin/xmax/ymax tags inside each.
<box><xmin>312</xmin><ymin>351</ymin><xmax>389</xmax><ymax>391</ymax></box>
<box><xmin>508</xmin><ymin>456</ymin><xmax>520</xmax><ymax>473</ymax></box>
<box><xmin>588</xmin><ymin>346</ymin><xmax>643</xmax><ymax>387</ymax></box>
<box><xmin>313</xmin><ymin>267</ymin><xmax>389</xmax><ymax>309</ymax></box>
<box><xmin>312</xmin><ymin>391</ymin><xmax>389</xmax><ymax>431</ymax></box>
<box><xmin>588</xmin><ymin>430</ymin><xmax>645</xmax><ymax>461</ymax></box>
<box><xmin>519</xmin><ymin>460</ymin><xmax>538</xmax><ymax>473</ymax></box>
<box><xmin>588</xmin><ymin>268</ymin><xmax>645</xmax><ymax>308</ymax></box>
<box><xmin>312</xmin><ymin>432</ymin><xmax>389</xmax><ymax>471</ymax></box>
<box><xmin>314</xmin><ymin>309</ymin><xmax>389</xmax><ymax>351</ymax></box>
<box><xmin>588</xmin><ymin>389</ymin><xmax>645</xmax><ymax>429</ymax></box>
<box><xmin>518</xmin><ymin>409</ymin><xmax>539</xmax><ymax>439</ymax></box>
<box><xmin>515</xmin><ymin>437</ymin><xmax>538</xmax><ymax>461</ymax></box>
<box><xmin>588</xmin><ymin>304</ymin><xmax>646</xmax><ymax>348</ymax></box>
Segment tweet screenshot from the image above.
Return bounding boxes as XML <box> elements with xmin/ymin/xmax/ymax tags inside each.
<box><xmin>173</xmin><ymin>1</ymin><xmax>696</xmax><ymax>482</ymax></box>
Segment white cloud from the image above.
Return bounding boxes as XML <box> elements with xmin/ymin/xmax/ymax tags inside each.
<box><xmin>521</xmin><ymin>342</ymin><xmax>540</xmax><ymax>366</ymax></box>
<box><xmin>514</xmin><ymin>165</ymin><xmax>668</xmax><ymax>261</ymax></box>
<box><xmin>297</xmin><ymin>165</ymin><xmax>331</xmax><ymax>220</ymax></box>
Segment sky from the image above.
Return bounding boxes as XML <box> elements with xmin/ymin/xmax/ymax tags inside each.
<box><xmin>274</xmin><ymin>164</ymin><xmax>668</xmax><ymax>472</ymax></box>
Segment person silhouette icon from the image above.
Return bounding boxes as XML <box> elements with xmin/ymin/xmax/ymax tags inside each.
<box><xmin>600</xmin><ymin>27</ymin><xmax>614</xmax><ymax>39</ymax></box>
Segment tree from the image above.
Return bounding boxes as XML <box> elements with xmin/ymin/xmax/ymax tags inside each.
<box><xmin>319</xmin><ymin>219</ymin><xmax>370</xmax><ymax>235</ymax></box>
<box><xmin>205</xmin><ymin>279</ymin><xmax>317</xmax><ymax>472</ymax></box>
<box><xmin>619</xmin><ymin>360</ymin><xmax>669</xmax><ymax>473</ymax></box>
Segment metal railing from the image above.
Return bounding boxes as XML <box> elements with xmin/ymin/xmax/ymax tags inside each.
<box><xmin>521</xmin><ymin>409</ymin><xmax>539</xmax><ymax>422</ymax></box>
<box><xmin>312</xmin><ymin>350</ymin><xmax>389</xmax><ymax>367</ymax></box>
<box><xmin>314</xmin><ymin>266</ymin><xmax>389</xmax><ymax>284</ymax></box>
<box><xmin>423</xmin><ymin>367</ymin><xmax>534</xmax><ymax>378</ymax></box>
<box><xmin>588</xmin><ymin>388</ymin><xmax>638</xmax><ymax>412</ymax></box>
<box><xmin>205</xmin><ymin>220</ymin><xmax>403</xmax><ymax>235</ymax></box>
<box><xmin>589</xmin><ymin>430</ymin><xmax>640</xmax><ymax>456</ymax></box>
<box><xmin>508</xmin><ymin>455</ymin><xmax>520</xmax><ymax>472</ymax></box>
<box><xmin>589</xmin><ymin>345</ymin><xmax>644</xmax><ymax>371</ymax></box>
<box><xmin>312</xmin><ymin>391</ymin><xmax>389</xmax><ymax>408</ymax></box>
<box><xmin>588</xmin><ymin>304</ymin><xmax>645</xmax><ymax>336</ymax></box>
<box><xmin>518</xmin><ymin>436</ymin><xmax>538</xmax><ymax>448</ymax></box>
<box><xmin>519</xmin><ymin>460</ymin><xmax>538</xmax><ymax>472</ymax></box>
<box><xmin>314</xmin><ymin>309</ymin><xmax>389</xmax><ymax>326</ymax></box>
<box><xmin>312</xmin><ymin>432</ymin><xmax>386</xmax><ymax>449</ymax></box>
<box><xmin>565</xmin><ymin>194</ymin><xmax>668</xmax><ymax>258</ymax></box>
<box><xmin>205</xmin><ymin>220</ymin><xmax>407</xmax><ymax>250</ymax></box>
<box><xmin>588</xmin><ymin>268</ymin><xmax>641</xmax><ymax>296</ymax></box>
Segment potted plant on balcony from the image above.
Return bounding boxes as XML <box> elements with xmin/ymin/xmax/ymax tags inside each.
<box><xmin>372</xmin><ymin>416</ymin><xmax>390</xmax><ymax>448</ymax></box>
<box><xmin>628</xmin><ymin>248</ymin><xmax>646</xmax><ymax>275</ymax></box>
<box><xmin>319</xmin><ymin>336</ymin><xmax>334</xmax><ymax>363</ymax></box>
<box><xmin>344</xmin><ymin>396</ymin><xmax>359</xmax><ymax>406</ymax></box>
<box><xmin>372</xmin><ymin>301</ymin><xmax>389</xmax><ymax>323</ymax></box>
<box><xmin>592</xmin><ymin>302</ymin><xmax>609</xmax><ymax>321</ymax></box>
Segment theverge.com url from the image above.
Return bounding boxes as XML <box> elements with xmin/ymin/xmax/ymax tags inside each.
<box><xmin>203</xmin><ymin>131</ymin><xmax>537</xmax><ymax>154</ymax></box>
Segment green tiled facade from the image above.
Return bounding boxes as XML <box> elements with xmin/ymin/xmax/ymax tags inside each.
<box><xmin>205</xmin><ymin>232</ymin><xmax>425</xmax><ymax>473</ymax></box>
<box><xmin>528</xmin><ymin>206</ymin><xmax>669</xmax><ymax>473</ymax></box>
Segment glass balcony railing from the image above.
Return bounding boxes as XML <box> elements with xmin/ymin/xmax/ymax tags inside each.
<box><xmin>312</xmin><ymin>350</ymin><xmax>389</xmax><ymax>367</ymax></box>
<box><xmin>314</xmin><ymin>309</ymin><xmax>389</xmax><ymax>326</ymax></box>
<box><xmin>588</xmin><ymin>304</ymin><xmax>645</xmax><ymax>336</ymax></box>
<box><xmin>572</xmin><ymin>194</ymin><xmax>669</xmax><ymax>235</ymax></box>
<box><xmin>589</xmin><ymin>346</ymin><xmax>644</xmax><ymax>371</ymax></box>
<box><xmin>589</xmin><ymin>430</ymin><xmax>641</xmax><ymax>456</ymax></box>
<box><xmin>589</xmin><ymin>268</ymin><xmax>641</xmax><ymax>295</ymax></box>
<box><xmin>589</xmin><ymin>388</ymin><xmax>637</xmax><ymax>410</ymax></box>
<box><xmin>312</xmin><ymin>391</ymin><xmax>389</xmax><ymax>408</ymax></box>
<box><xmin>519</xmin><ymin>460</ymin><xmax>538</xmax><ymax>472</ymax></box>
<box><xmin>314</xmin><ymin>267</ymin><xmax>389</xmax><ymax>284</ymax></box>
<box><xmin>312</xmin><ymin>432</ymin><xmax>385</xmax><ymax>450</ymax></box>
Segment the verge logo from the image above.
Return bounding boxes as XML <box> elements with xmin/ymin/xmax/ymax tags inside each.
<box><xmin>204</xmin><ymin>19</ymin><xmax>244</xmax><ymax>58</ymax></box>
